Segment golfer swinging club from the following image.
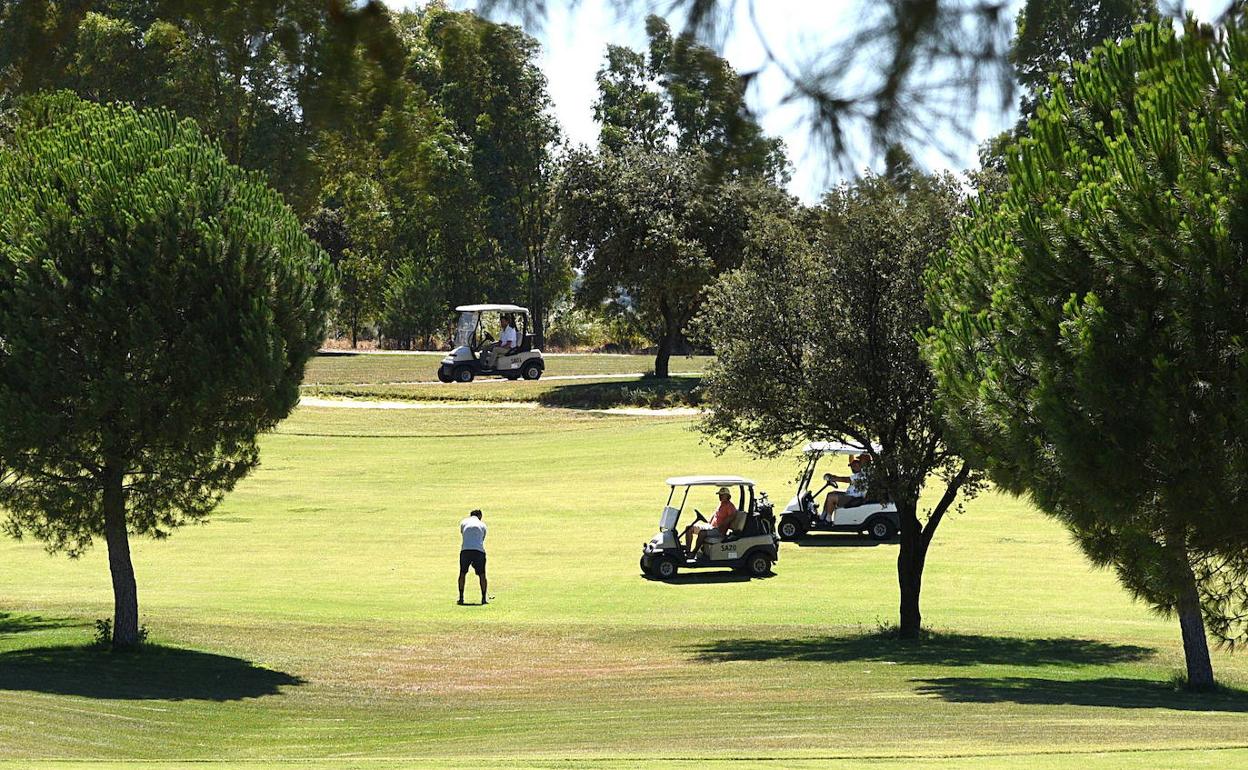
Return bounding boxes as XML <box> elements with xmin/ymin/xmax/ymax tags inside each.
<box><xmin>458</xmin><ymin>509</ymin><xmax>488</xmax><ymax>605</ymax></box>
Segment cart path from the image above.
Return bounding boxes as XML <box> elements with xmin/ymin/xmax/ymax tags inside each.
<box><xmin>298</xmin><ymin>396</ymin><xmax>700</xmax><ymax>417</ymax></box>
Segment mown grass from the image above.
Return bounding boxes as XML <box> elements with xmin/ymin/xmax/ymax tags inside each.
<box><xmin>1</xmin><ymin>406</ymin><xmax>1246</xmax><ymax>768</ymax></box>
<box><xmin>304</xmin><ymin>351</ymin><xmax>712</xmax><ymax>385</ymax></box>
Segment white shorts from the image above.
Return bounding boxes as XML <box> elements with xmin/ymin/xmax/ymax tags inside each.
<box><xmin>692</xmin><ymin>522</ymin><xmax>724</xmax><ymax>542</ymax></box>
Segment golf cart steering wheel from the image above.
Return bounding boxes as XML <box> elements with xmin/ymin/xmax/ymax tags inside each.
<box><xmin>693</xmin><ymin>509</ymin><xmax>706</xmax><ymax>522</ymax></box>
<box><xmin>824</xmin><ymin>472</ymin><xmax>840</xmax><ymax>490</ymax></box>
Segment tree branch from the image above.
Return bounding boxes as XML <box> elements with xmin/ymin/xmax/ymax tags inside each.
<box><xmin>920</xmin><ymin>460</ymin><xmax>971</xmax><ymax>549</ymax></box>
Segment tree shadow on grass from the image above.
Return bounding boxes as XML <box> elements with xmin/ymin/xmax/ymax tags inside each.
<box><xmin>684</xmin><ymin>631</ymin><xmax>1155</xmax><ymax>667</ymax></box>
<box><xmin>792</xmin><ymin>535</ymin><xmax>887</xmax><ymax>548</ymax></box>
<box><xmin>538</xmin><ymin>376</ymin><xmax>701</xmax><ymax>410</ymax></box>
<box><xmin>914</xmin><ymin>676</ymin><xmax>1248</xmax><ymax>711</ymax></box>
<box><xmin>0</xmin><ymin>613</ymin><xmax>84</xmax><ymax>637</ymax></box>
<box><xmin>0</xmin><ymin>644</ymin><xmax>305</xmax><ymax>701</ymax></box>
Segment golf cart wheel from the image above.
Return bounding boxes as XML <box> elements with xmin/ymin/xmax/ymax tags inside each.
<box><xmin>453</xmin><ymin>366</ymin><xmax>474</xmax><ymax>383</ymax></box>
<box><xmin>778</xmin><ymin>516</ymin><xmax>804</xmax><ymax>540</ymax></box>
<box><xmin>437</xmin><ymin>366</ymin><xmax>453</xmax><ymax>383</ymax></box>
<box><xmin>521</xmin><ymin>361</ymin><xmax>542</xmax><ymax>380</ymax></box>
<box><xmin>867</xmin><ymin>517</ymin><xmax>896</xmax><ymax>541</ymax></box>
<box><xmin>639</xmin><ymin>556</ymin><xmax>654</xmax><ymax>576</ymax></box>
<box><xmin>745</xmin><ymin>552</ymin><xmax>773</xmax><ymax>578</ymax></box>
<box><xmin>654</xmin><ymin>557</ymin><xmax>679</xmax><ymax>579</ymax></box>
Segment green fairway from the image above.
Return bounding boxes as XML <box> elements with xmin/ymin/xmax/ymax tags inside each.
<box><xmin>2</xmin><ymin>406</ymin><xmax>1246</xmax><ymax>768</ymax></box>
<box><xmin>304</xmin><ymin>351</ymin><xmax>712</xmax><ymax>385</ymax></box>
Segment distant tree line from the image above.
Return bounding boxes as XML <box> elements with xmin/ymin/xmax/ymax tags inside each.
<box><xmin>0</xmin><ymin>2</ymin><xmax>807</xmax><ymax>366</ymax></box>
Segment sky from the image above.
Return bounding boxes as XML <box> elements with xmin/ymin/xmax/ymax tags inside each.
<box><xmin>384</xmin><ymin>0</ymin><xmax>1236</xmax><ymax>202</ymax></box>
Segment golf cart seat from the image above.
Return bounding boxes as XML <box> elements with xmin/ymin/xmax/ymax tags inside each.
<box><xmin>659</xmin><ymin>506</ymin><xmax>680</xmax><ymax>531</ymax></box>
<box><xmin>724</xmin><ymin>510</ymin><xmax>766</xmax><ymax>541</ymax></box>
<box><xmin>515</xmin><ymin>334</ymin><xmax>533</xmax><ymax>353</ymax></box>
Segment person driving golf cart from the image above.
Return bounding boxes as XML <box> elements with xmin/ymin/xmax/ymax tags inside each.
<box><xmin>436</xmin><ymin>304</ymin><xmax>545</xmax><ymax>382</ymax></box>
<box><xmin>776</xmin><ymin>442</ymin><xmax>899</xmax><ymax>541</ymax></box>
<box><xmin>682</xmin><ymin>486</ymin><xmax>737</xmax><ymax>554</ymax></box>
<box><xmin>822</xmin><ymin>453</ymin><xmax>869</xmax><ymax>521</ymax></box>
<box><xmin>486</xmin><ymin>313</ymin><xmax>520</xmax><ymax>367</ymax></box>
<box><xmin>640</xmin><ymin>476</ymin><xmax>780</xmax><ymax>579</ymax></box>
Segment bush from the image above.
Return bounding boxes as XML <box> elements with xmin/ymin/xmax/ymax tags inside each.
<box><xmin>544</xmin><ymin>304</ymin><xmax>650</xmax><ymax>352</ymax></box>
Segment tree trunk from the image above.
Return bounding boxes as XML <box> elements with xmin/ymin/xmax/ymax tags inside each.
<box><xmin>893</xmin><ymin>466</ymin><xmax>967</xmax><ymax>640</ymax></box>
<box><xmin>1175</xmin><ymin>544</ymin><xmax>1215</xmax><ymax>689</ymax></box>
<box><xmin>533</xmin><ymin>291</ymin><xmax>545</xmax><ymax>351</ymax></box>
<box><xmin>102</xmin><ymin>465</ymin><xmax>140</xmax><ymax>649</ymax></box>
<box><xmin>896</xmin><ymin>500</ymin><xmax>926</xmax><ymax>639</ymax></box>
<box><xmin>655</xmin><ymin>300</ymin><xmax>674</xmax><ymax>378</ymax></box>
<box><xmin>655</xmin><ymin>345</ymin><xmax>672</xmax><ymax>378</ymax></box>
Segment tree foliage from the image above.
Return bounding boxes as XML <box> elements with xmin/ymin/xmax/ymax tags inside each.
<box><xmin>924</xmin><ymin>18</ymin><xmax>1248</xmax><ymax>686</ymax></box>
<box><xmin>0</xmin><ymin>0</ymin><xmax>407</xmax><ymax>214</ymax></box>
<box><xmin>303</xmin><ymin>4</ymin><xmax>567</xmax><ymax>347</ymax></box>
<box><xmin>0</xmin><ymin>93</ymin><xmax>332</xmax><ymax>647</ymax></box>
<box><xmin>410</xmin><ymin>3</ymin><xmax>565</xmax><ymax>337</ymax></box>
<box><xmin>596</xmin><ymin>15</ymin><xmax>785</xmax><ymax>180</ymax></box>
<box><xmin>1010</xmin><ymin>0</ymin><xmax>1158</xmax><ymax>120</ymax></box>
<box><xmin>556</xmin><ymin>15</ymin><xmax>786</xmax><ymax>372</ymax></box>
<box><xmin>555</xmin><ymin>146</ymin><xmax>773</xmax><ymax>375</ymax></box>
<box><xmin>696</xmin><ymin>167</ymin><xmax>979</xmax><ymax>637</ymax></box>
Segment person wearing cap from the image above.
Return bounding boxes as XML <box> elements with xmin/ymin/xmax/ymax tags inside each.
<box><xmin>823</xmin><ymin>454</ymin><xmax>869</xmax><ymax>522</ymax></box>
<box><xmin>682</xmin><ymin>487</ymin><xmax>737</xmax><ymax>557</ymax></box>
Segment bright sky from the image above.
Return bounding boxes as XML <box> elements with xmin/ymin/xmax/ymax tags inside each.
<box><xmin>384</xmin><ymin>0</ymin><xmax>1235</xmax><ymax>202</ymax></box>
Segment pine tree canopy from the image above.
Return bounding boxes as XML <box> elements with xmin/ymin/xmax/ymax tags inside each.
<box><xmin>924</xmin><ymin>18</ymin><xmax>1248</xmax><ymax>647</ymax></box>
<box><xmin>0</xmin><ymin>92</ymin><xmax>333</xmax><ymax>556</ymax></box>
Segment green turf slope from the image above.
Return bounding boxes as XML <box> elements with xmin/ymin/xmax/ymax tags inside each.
<box><xmin>1</xmin><ymin>406</ymin><xmax>1245</xmax><ymax>767</ymax></box>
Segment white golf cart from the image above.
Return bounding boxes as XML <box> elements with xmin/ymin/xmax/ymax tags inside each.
<box><xmin>777</xmin><ymin>442</ymin><xmax>899</xmax><ymax>541</ymax></box>
<box><xmin>436</xmin><ymin>304</ymin><xmax>545</xmax><ymax>383</ymax></box>
<box><xmin>640</xmin><ymin>476</ymin><xmax>780</xmax><ymax>580</ymax></box>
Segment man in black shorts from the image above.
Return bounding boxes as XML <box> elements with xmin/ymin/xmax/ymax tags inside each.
<box><xmin>458</xmin><ymin>509</ymin><xmax>488</xmax><ymax>605</ymax></box>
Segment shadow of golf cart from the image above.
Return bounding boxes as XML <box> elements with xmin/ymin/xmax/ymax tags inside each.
<box><xmin>640</xmin><ymin>476</ymin><xmax>779</xmax><ymax>580</ymax></box>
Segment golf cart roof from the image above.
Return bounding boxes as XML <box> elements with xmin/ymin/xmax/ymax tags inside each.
<box><xmin>455</xmin><ymin>304</ymin><xmax>529</xmax><ymax>314</ymax></box>
<box><xmin>803</xmin><ymin>441</ymin><xmax>881</xmax><ymax>455</ymax></box>
<box><xmin>666</xmin><ymin>475</ymin><xmax>755</xmax><ymax>487</ymax></box>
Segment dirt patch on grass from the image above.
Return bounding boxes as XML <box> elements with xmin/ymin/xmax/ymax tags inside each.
<box><xmin>333</xmin><ymin>628</ymin><xmax>686</xmax><ymax>696</ymax></box>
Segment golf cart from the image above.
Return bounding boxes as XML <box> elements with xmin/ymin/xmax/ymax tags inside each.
<box><xmin>777</xmin><ymin>442</ymin><xmax>899</xmax><ymax>541</ymax></box>
<box><xmin>640</xmin><ymin>476</ymin><xmax>779</xmax><ymax>580</ymax></box>
<box><xmin>436</xmin><ymin>304</ymin><xmax>544</xmax><ymax>383</ymax></box>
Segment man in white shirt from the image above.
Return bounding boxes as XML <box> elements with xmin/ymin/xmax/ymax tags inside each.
<box><xmin>488</xmin><ymin>314</ymin><xmax>520</xmax><ymax>368</ymax></box>
<box><xmin>458</xmin><ymin>509</ymin><xmax>488</xmax><ymax>605</ymax></box>
<box><xmin>823</xmin><ymin>454</ymin><xmax>869</xmax><ymax>522</ymax></box>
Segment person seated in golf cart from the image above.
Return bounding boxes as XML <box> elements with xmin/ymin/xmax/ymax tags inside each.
<box><xmin>682</xmin><ymin>486</ymin><xmax>737</xmax><ymax>555</ymax></box>
<box><xmin>822</xmin><ymin>454</ymin><xmax>869</xmax><ymax>522</ymax></box>
<box><xmin>486</xmin><ymin>313</ymin><xmax>520</xmax><ymax>367</ymax></box>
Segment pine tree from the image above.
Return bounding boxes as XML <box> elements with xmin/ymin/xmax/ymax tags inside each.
<box><xmin>0</xmin><ymin>93</ymin><xmax>332</xmax><ymax>648</ymax></box>
<box><xmin>925</xmin><ymin>18</ymin><xmax>1248</xmax><ymax>688</ymax></box>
